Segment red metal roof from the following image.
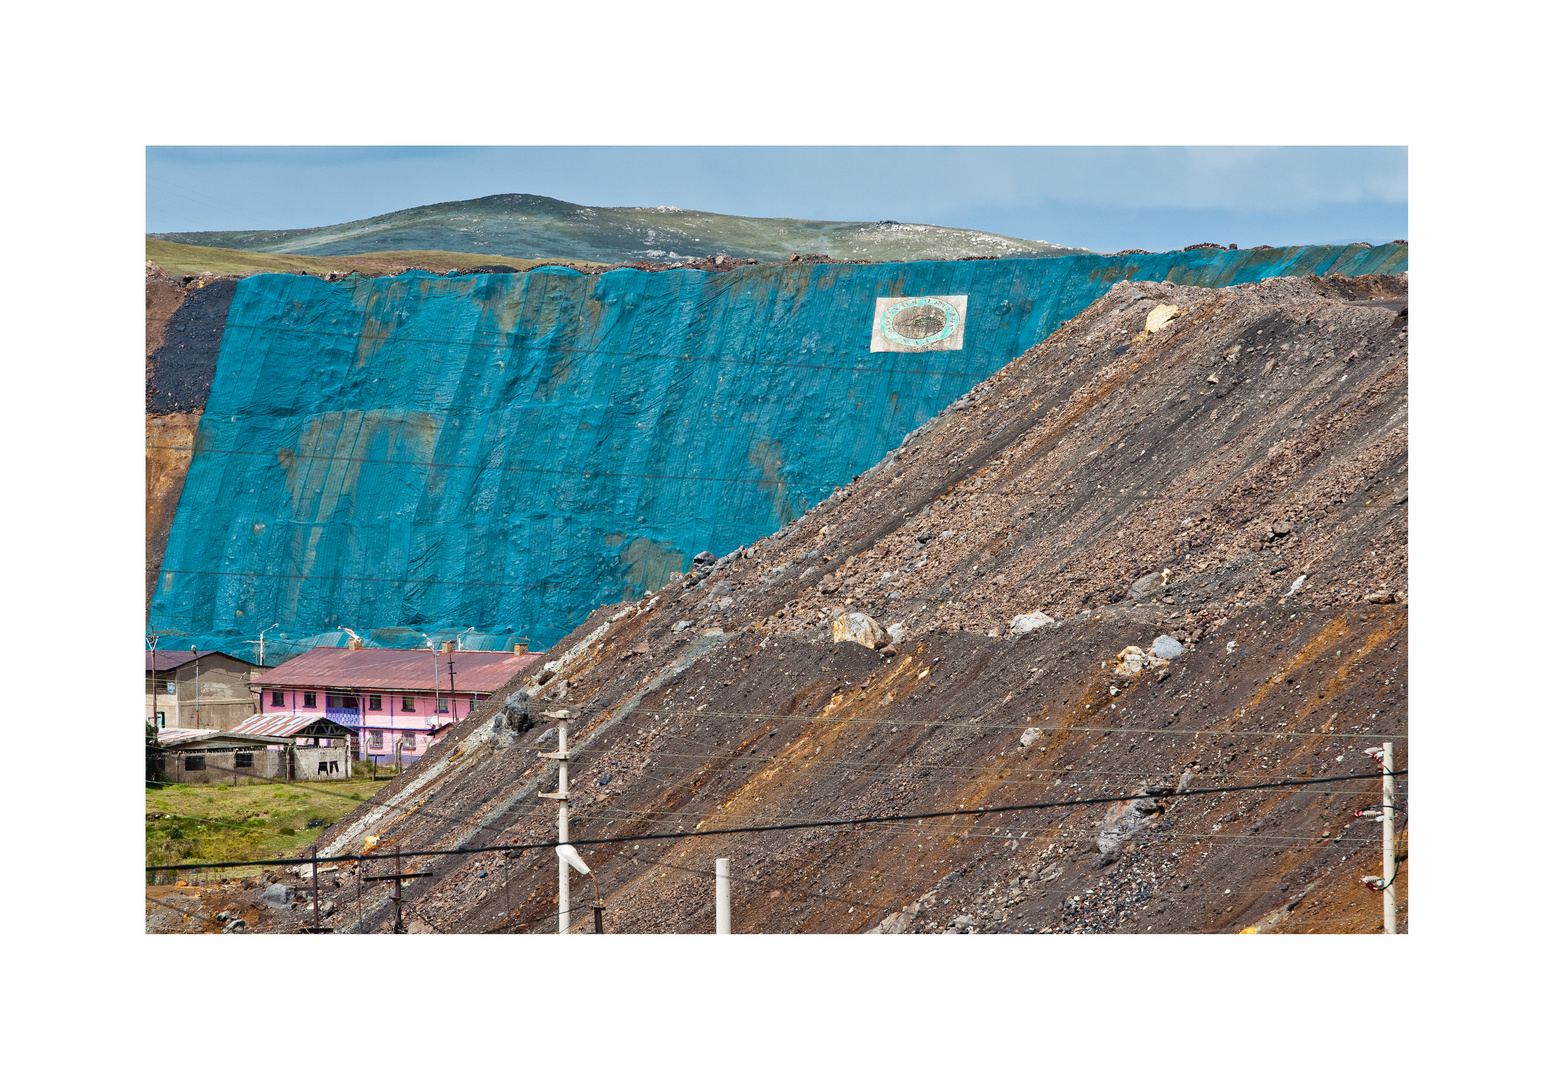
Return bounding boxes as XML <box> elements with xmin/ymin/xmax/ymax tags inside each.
<box><xmin>229</xmin><ymin>713</ymin><xmax>358</xmax><ymax>739</ymax></box>
<box><xmin>252</xmin><ymin>646</ymin><xmax>541</xmax><ymax>694</ymax></box>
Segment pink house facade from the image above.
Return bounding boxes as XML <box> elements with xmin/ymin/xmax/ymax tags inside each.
<box><xmin>249</xmin><ymin>645</ymin><xmax>541</xmax><ymax>763</ymax></box>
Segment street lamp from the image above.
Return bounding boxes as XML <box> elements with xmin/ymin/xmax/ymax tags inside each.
<box><xmin>258</xmin><ymin>622</ymin><xmax>279</xmax><ymax>667</ymax></box>
<box><xmin>245</xmin><ymin>622</ymin><xmax>281</xmax><ymax>668</ymax></box>
<box><xmin>556</xmin><ymin>844</ymin><xmax>603</xmax><ymax>933</ymax></box>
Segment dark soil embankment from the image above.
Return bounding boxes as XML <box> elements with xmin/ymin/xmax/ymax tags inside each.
<box><xmin>163</xmin><ymin>272</ymin><xmax>1407</xmax><ymax>935</ymax></box>
<box><xmin>147</xmin><ymin>274</ymin><xmax>237</xmax><ymax>414</ymax></box>
<box><xmin>145</xmin><ymin>268</ymin><xmax>237</xmax><ymax>610</ymax></box>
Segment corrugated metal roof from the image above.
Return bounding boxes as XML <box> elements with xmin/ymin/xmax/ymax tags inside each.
<box><xmin>157</xmin><ymin>727</ymin><xmax>289</xmax><ymax>748</ymax></box>
<box><xmin>229</xmin><ymin>713</ymin><xmax>358</xmax><ymax>739</ymax></box>
<box><xmin>146</xmin><ymin>649</ymin><xmax>249</xmax><ymax>673</ymax></box>
<box><xmin>253</xmin><ymin>646</ymin><xmax>541</xmax><ymax>694</ymax></box>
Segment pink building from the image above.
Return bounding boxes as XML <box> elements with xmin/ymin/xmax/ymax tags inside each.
<box><xmin>248</xmin><ymin>645</ymin><xmax>542</xmax><ymax>763</ymax></box>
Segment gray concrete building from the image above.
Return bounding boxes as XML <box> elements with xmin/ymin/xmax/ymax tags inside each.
<box><xmin>147</xmin><ymin>650</ymin><xmax>266</xmax><ymax>731</ymax></box>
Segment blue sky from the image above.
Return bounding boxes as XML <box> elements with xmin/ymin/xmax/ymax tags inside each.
<box><xmin>146</xmin><ymin>146</ymin><xmax>1405</xmax><ymax>254</ymax></box>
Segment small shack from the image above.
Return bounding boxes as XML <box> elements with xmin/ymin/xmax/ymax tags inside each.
<box><xmin>154</xmin><ymin>728</ymin><xmax>291</xmax><ymax>785</ymax></box>
<box><xmin>229</xmin><ymin>714</ymin><xmax>357</xmax><ymax>780</ymax></box>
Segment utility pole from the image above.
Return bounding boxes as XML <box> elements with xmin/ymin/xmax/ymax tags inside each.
<box><xmin>297</xmin><ymin>845</ymin><xmax>330</xmax><ymax>933</ymax></box>
<box><xmin>1383</xmin><ymin>741</ymin><xmax>1397</xmax><ymax>935</ymax></box>
<box><xmin>192</xmin><ymin>647</ymin><xmax>200</xmax><ymax>729</ymax></box>
<box><xmin>149</xmin><ymin>634</ymin><xmax>159</xmax><ymax>732</ymax></box>
<box><xmin>538</xmin><ymin>712</ymin><xmax>572</xmax><ymax>932</ymax></box>
<box><xmin>716</xmin><ymin>857</ymin><xmax>731</xmax><ymax>935</ymax></box>
<box><xmin>363</xmin><ymin>844</ymin><xmax>434</xmax><ymax>933</ymax></box>
<box><xmin>446</xmin><ymin>653</ymin><xmax>457</xmax><ymax>721</ymax></box>
<box><xmin>428</xmin><ymin>637</ymin><xmax>441</xmax><ymax>715</ymax></box>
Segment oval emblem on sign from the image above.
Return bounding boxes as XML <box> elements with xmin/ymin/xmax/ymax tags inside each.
<box><xmin>881</xmin><ymin>296</ymin><xmax>960</xmax><ymax>347</ymax></box>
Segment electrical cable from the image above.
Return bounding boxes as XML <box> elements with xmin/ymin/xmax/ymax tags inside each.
<box><xmin>144</xmin><ymin>891</ymin><xmax>229</xmax><ymax>932</ymax></box>
<box><xmin>144</xmin><ymin>440</ymin><xmax>847</xmax><ymax>490</ymax></box>
<box><xmin>551</xmin><ymin>699</ymin><xmax>1410</xmax><ymax>740</ymax></box>
<box><xmin>577</xmin><ymin>739</ymin><xmax>1386</xmax><ymax>786</ymax></box>
<box><xmin>144</xmin><ymin>694</ymin><xmax>1404</xmax><ymax>864</ymax></box>
<box><xmin>144</xmin><ymin>766</ymin><xmax>1405</xmax><ymax>872</ymax></box>
<box><xmin>151</xmin><ymin>315</ymin><xmax>996</xmax><ymax>380</ymax></box>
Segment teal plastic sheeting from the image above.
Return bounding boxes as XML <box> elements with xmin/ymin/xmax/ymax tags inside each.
<box><xmin>150</xmin><ymin>243</ymin><xmax>1406</xmax><ymax>662</ymax></box>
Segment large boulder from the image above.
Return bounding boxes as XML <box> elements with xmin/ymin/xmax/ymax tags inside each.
<box><xmin>1114</xmin><ymin>645</ymin><xmax>1169</xmax><ymax>676</ymax></box>
<box><xmin>1009</xmin><ymin>611</ymin><xmax>1056</xmax><ymax>635</ymax></box>
<box><xmin>832</xmin><ymin>612</ymin><xmax>888</xmax><ymax>650</ymax></box>
<box><xmin>1151</xmin><ymin>635</ymin><xmax>1185</xmax><ymax>660</ymax></box>
<box><xmin>1129</xmin><ymin>571</ymin><xmax>1170</xmax><ymax>599</ymax></box>
<box><xmin>260</xmin><ymin>883</ymin><xmax>295</xmax><ymax>909</ymax></box>
<box><xmin>1145</xmin><ymin>304</ymin><xmax>1181</xmax><ymax>334</ymax></box>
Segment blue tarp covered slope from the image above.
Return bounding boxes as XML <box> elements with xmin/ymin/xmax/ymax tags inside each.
<box><xmin>150</xmin><ymin>243</ymin><xmax>1406</xmax><ymax>661</ymax></box>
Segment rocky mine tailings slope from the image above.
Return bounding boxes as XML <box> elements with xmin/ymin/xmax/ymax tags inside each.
<box><xmin>190</xmin><ymin>272</ymin><xmax>1408</xmax><ymax>935</ymax></box>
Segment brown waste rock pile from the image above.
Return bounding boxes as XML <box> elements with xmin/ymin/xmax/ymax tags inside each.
<box><xmin>189</xmin><ymin>272</ymin><xmax>1406</xmax><ymax>936</ymax></box>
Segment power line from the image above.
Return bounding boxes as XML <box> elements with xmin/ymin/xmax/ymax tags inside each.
<box><xmin>143</xmin><ymin>440</ymin><xmax>846</xmax><ymax>491</ymax></box>
<box><xmin>151</xmin><ymin>315</ymin><xmax>998</xmax><ymax>380</ymax></box>
<box><xmin>143</xmin><ymin>767</ymin><xmax>1404</xmax><ymax>872</ymax></box>
<box><xmin>144</xmin><ymin>891</ymin><xmax>230</xmax><ymax>933</ymax></box>
<box><xmin>150</xmin><ymin>564</ymin><xmax>667</xmax><ymax>592</ymax></box>
<box><xmin>583</xmin><ymin>740</ymin><xmax>1393</xmax><ymax>784</ymax></box>
<box><xmin>551</xmin><ymin>701</ymin><xmax>1410</xmax><ymax>740</ymax></box>
<box><xmin>146</xmin><ymin>701</ymin><xmax>1403</xmax><ymax>876</ymax></box>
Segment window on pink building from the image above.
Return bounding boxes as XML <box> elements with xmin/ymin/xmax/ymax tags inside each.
<box><xmin>435</xmin><ymin>697</ymin><xmax>449</xmax><ymax>714</ymax></box>
<box><xmin>402</xmin><ymin>697</ymin><xmax>415</xmax><ymax>712</ymax></box>
<box><xmin>303</xmin><ymin>692</ymin><xmax>316</xmax><ymax>708</ymax></box>
<box><xmin>369</xmin><ymin>730</ymin><xmax>383</xmax><ymax>749</ymax></box>
<box><xmin>368</xmin><ymin>695</ymin><xmax>381</xmax><ymax>711</ymax></box>
<box><xmin>270</xmin><ymin>691</ymin><xmax>284</xmax><ymax>707</ymax></box>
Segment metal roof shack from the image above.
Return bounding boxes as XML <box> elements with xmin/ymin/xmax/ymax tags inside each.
<box><xmin>152</xmin><ymin>721</ymin><xmax>354</xmax><ymax>785</ymax></box>
<box><xmin>253</xmin><ymin>646</ymin><xmax>541</xmax><ymax>694</ymax></box>
<box><xmin>151</xmin><ymin>727</ymin><xmax>295</xmax><ymax>786</ymax></box>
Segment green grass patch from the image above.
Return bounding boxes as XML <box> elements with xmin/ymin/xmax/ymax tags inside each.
<box><xmin>145</xmin><ymin>776</ymin><xmax>391</xmax><ymax>883</ymax></box>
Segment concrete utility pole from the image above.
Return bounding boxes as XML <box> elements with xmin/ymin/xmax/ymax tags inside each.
<box><xmin>716</xmin><ymin>858</ymin><xmax>731</xmax><ymax>935</ymax></box>
<box><xmin>422</xmin><ymin>635</ymin><xmax>441</xmax><ymax>716</ymax></box>
<box><xmin>538</xmin><ymin>712</ymin><xmax>573</xmax><ymax>932</ymax></box>
<box><xmin>148</xmin><ymin>634</ymin><xmax>159</xmax><ymax>731</ymax></box>
<box><xmin>1383</xmin><ymin>741</ymin><xmax>1397</xmax><ymax>935</ymax></box>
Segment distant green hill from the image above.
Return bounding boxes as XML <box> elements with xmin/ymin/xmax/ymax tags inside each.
<box><xmin>145</xmin><ymin>238</ymin><xmax>604</xmax><ymax>278</ymax></box>
<box><xmin>150</xmin><ymin>193</ymin><xmax>1087</xmax><ymax>264</ymax></box>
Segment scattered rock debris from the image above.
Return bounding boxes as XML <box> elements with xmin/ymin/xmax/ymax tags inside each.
<box><xmin>164</xmin><ymin>272</ymin><xmax>1407</xmax><ymax>936</ymax></box>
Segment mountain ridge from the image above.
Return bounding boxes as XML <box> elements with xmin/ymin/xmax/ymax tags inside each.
<box><xmin>150</xmin><ymin>192</ymin><xmax>1088</xmax><ymax>265</ymax></box>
